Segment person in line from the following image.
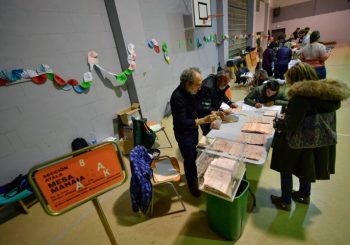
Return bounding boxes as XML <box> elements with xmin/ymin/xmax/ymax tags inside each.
<box><xmin>244</xmin><ymin>79</ymin><xmax>288</xmax><ymax>109</ymax></box>
<box><xmin>270</xmin><ymin>62</ymin><xmax>350</xmax><ymax>211</ymax></box>
<box><xmin>300</xmin><ymin>30</ymin><xmax>331</xmax><ymax>79</ymax></box>
<box><xmin>292</xmin><ymin>27</ymin><xmax>300</xmax><ymax>40</ymax></box>
<box><xmin>274</xmin><ymin>42</ymin><xmax>292</xmax><ymax>79</ymax></box>
<box><xmin>170</xmin><ymin>67</ymin><xmax>217</xmax><ymax>197</ymax></box>
<box><xmin>196</xmin><ymin>69</ymin><xmax>238</xmax><ymax>136</ymax></box>
<box><xmin>301</xmin><ymin>27</ymin><xmax>311</xmax><ymax>47</ymax></box>
<box><xmin>262</xmin><ymin>42</ymin><xmax>277</xmax><ymax>77</ymax></box>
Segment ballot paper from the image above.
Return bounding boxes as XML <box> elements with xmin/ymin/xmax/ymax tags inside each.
<box><xmin>241</xmin><ymin>122</ymin><xmax>273</xmax><ymax>134</ymax></box>
<box><xmin>246</xmin><ymin>115</ymin><xmax>274</xmax><ymax>124</ymax></box>
<box><xmin>264</xmin><ymin>110</ymin><xmax>278</xmax><ymax>117</ymax></box>
<box><xmin>238</xmin><ymin>133</ymin><xmax>266</xmax><ymax>145</ymax></box>
<box><xmin>203</xmin><ymin>165</ymin><xmax>232</xmax><ymax>196</ymax></box>
<box><xmin>242</xmin><ymin>104</ymin><xmax>282</xmax><ymax>112</ymax></box>
<box><xmin>243</xmin><ymin>144</ymin><xmax>265</xmax><ymax>161</ymax></box>
<box><xmin>210</xmin><ymin>157</ymin><xmax>239</xmax><ymax>172</ymax></box>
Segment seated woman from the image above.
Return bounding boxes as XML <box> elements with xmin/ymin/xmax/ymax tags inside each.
<box><xmin>244</xmin><ymin>79</ymin><xmax>288</xmax><ymax>109</ymax></box>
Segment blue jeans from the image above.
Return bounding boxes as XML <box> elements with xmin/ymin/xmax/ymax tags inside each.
<box><xmin>314</xmin><ymin>66</ymin><xmax>326</xmax><ymax>79</ymax></box>
<box><xmin>281</xmin><ymin>173</ymin><xmax>311</xmax><ymax>203</ymax></box>
<box><xmin>175</xmin><ymin>132</ymin><xmax>198</xmax><ymax>187</ymax></box>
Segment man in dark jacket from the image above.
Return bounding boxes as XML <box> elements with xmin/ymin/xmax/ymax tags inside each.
<box><xmin>244</xmin><ymin>79</ymin><xmax>288</xmax><ymax>109</ymax></box>
<box><xmin>170</xmin><ymin>67</ymin><xmax>216</xmax><ymax>197</ymax></box>
<box><xmin>196</xmin><ymin>69</ymin><xmax>238</xmax><ymax>135</ymax></box>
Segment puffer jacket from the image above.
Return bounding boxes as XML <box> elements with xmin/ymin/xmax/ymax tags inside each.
<box><xmin>271</xmin><ymin>79</ymin><xmax>350</xmax><ymax>181</ymax></box>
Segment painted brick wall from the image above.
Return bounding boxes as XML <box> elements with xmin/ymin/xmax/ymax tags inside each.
<box><xmin>0</xmin><ymin>0</ymin><xmax>130</xmax><ymax>184</ymax></box>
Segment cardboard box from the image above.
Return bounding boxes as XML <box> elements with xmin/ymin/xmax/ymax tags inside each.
<box><xmin>119</xmin><ymin>138</ymin><xmax>134</xmax><ymax>155</ymax></box>
<box><xmin>117</xmin><ymin>103</ymin><xmax>141</xmax><ymax>126</ymax></box>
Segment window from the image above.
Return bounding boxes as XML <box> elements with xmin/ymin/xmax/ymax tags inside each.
<box><xmin>228</xmin><ymin>0</ymin><xmax>248</xmax><ymax>58</ymax></box>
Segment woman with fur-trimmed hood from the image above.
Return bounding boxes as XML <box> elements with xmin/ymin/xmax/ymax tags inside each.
<box><xmin>270</xmin><ymin>62</ymin><xmax>350</xmax><ymax>211</ymax></box>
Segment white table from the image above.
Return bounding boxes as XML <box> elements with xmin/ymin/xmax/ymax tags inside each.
<box><xmin>206</xmin><ymin>102</ymin><xmax>282</xmax><ymax>165</ymax></box>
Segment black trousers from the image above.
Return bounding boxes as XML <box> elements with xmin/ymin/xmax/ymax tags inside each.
<box><xmin>200</xmin><ymin>124</ymin><xmax>211</xmax><ymax>136</ymax></box>
<box><xmin>175</xmin><ymin>131</ymin><xmax>199</xmax><ymax>187</ymax></box>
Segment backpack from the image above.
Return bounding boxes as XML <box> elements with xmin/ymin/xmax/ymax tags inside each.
<box><xmin>71</xmin><ymin>137</ymin><xmax>89</xmax><ymax>151</ymax></box>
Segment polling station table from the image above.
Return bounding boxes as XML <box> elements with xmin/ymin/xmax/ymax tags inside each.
<box><xmin>206</xmin><ymin>102</ymin><xmax>282</xmax><ymax>165</ymax></box>
<box><xmin>196</xmin><ymin>102</ymin><xmax>282</xmax><ymax>241</ymax></box>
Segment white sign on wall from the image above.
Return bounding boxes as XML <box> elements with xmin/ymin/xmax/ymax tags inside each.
<box><xmin>193</xmin><ymin>0</ymin><xmax>212</xmax><ymax>27</ymax></box>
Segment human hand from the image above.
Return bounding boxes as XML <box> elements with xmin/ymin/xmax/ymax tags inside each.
<box><xmin>215</xmin><ymin>111</ymin><xmax>225</xmax><ymax>119</ymax></box>
<box><xmin>264</xmin><ymin>101</ymin><xmax>274</xmax><ymax>107</ymax></box>
<box><xmin>222</xmin><ymin>109</ymin><xmax>232</xmax><ymax>115</ymax></box>
<box><xmin>255</xmin><ymin>103</ymin><xmax>263</xmax><ymax>108</ymax></box>
<box><xmin>202</xmin><ymin>114</ymin><xmax>217</xmax><ymax>124</ymax></box>
<box><xmin>230</xmin><ymin>103</ymin><xmax>238</xmax><ymax>108</ymax></box>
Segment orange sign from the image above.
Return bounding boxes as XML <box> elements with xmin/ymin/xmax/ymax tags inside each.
<box><xmin>34</xmin><ymin>144</ymin><xmax>125</xmax><ymax>212</ymax></box>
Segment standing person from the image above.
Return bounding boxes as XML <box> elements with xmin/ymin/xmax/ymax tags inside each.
<box><xmin>270</xmin><ymin>63</ymin><xmax>350</xmax><ymax>211</ymax></box>
<box><xmin>262</xmin><ymin>42</ymin><xmax>277</xmax><ymax>77</ymax></box>
<box><xmin>300</xmin><ymin>30</ymin><xmax>331</xmax><ymax>79</ymax></box>
<box><xmin>170</xmin><ymin>67</ymin><xmax>216</xmax><ymax>197</ymax></box>
<box><xmin>302</xmin><ymin>27</ymin><xmax>311</xmax><ymax>47</ymax></box>
<box><xmin>274</xmin><ymin>43</ymin><xmax>292</xmax><ymax>79</ymax></box>
<box><xmin>244</xmin><ymin>79</ymin><xmax>288</xmax><ymax>109</ymax></box>
<box><xmin>196</xmin><ymin>69</ymin><xmax>238</xmax><ymax>136</ymax></box>
<box><xmin>292</xmin><ymin>27</ymin><xmax>300</xmax><ymax>40</ymax></box>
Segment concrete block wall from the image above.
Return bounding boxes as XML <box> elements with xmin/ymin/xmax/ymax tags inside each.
<box><xmin>115</xmin><ymin>0</ymin><xmax>220</xmax><ymax>121</ymax></box>
<box><xmin>0</xmin><ymin>0</ymin><xmax>131</xmax><ymax>184</ymax></box>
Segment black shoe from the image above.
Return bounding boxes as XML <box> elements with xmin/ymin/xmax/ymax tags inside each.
<box><xmin>291</xmin><ymin>190</ymin><xmax>310</xmax><ymax>204</ymax></box>
<box><xmin>189</xmin><ymin>185</ymin><xmax>201</xmax><ymax>197</ymax></box>
<box><xmin>270</xmin><ymin>195</ymin><xmax>291</xmax><ymax>211</ymax></box>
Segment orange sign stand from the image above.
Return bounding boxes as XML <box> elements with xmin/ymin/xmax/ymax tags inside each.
<box><xmin>28</xmin><ymin>141</ymin><xmax>127</xmax><ymax>245</ymax></box>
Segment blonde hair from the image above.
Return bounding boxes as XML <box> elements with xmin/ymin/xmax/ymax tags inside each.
<box><xmin>285</xmin><ymin>62</ymin><xmax>319</xmax><ymax>84</ymax></box>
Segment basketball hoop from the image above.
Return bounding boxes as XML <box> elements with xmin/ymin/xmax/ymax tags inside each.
<box><xmin>202</xmin><ymin>13</ymin><xmax>223</xmax><ymax>24</ymax></box>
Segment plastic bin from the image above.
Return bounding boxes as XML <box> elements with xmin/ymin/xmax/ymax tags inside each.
<box><xmin>206</xmin><ymin>179</ymin><xmax>250</xmax><ymax>241</ymax></box>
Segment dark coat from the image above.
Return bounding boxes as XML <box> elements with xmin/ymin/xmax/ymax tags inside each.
<box><xmin>196</xmin><ymin>74</ymin><xmax>232</xmax><ymax>117</ymax></box>
<box><xmin>170</xmin><ymin>84</ymin><xmax>198</xmax><ymax>136</ymax></box>
<box><xmin>271</xmin><ymin>79</ymin><xmax>350</xmax><ymax>182</ymax></box>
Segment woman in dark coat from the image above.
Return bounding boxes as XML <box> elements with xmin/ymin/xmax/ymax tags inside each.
<box><xmin>270</xmin><ymin>63</ymin><xmax>350</xmax><ymax>211</ymax></box>
<box><xmin>274</xmin><ymin>44</ymin><xmax>292</xmax><ymax>79</ymax></box>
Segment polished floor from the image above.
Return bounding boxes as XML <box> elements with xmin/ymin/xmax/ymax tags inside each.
<box><xmin>1</xmin><ymin>46</ymin><xmax>350</xmax><ymax>245</ymax></box>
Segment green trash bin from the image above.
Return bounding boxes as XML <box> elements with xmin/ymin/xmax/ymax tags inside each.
<box><xmin>206</xmin><ymin>179</ymin><xmax>250</xmax><ymax>241</ymax></box>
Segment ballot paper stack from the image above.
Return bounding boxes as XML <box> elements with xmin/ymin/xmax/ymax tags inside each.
<box><xmin>196</xmin><ymin>143</ymin><xmax>246</xmax><ymax>201</ymax></box>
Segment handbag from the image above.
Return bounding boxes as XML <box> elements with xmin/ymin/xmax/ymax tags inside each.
<box><xmin>286</xmin><ymin>111</ymin><xmax>337</xmax><ymax>149</ymax></box>
<box><xmin>132</xmin><ymin>117</ymin><xmax>156</xmax><ymax>149</ymax></box>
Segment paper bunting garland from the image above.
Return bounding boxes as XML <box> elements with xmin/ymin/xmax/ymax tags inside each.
<box><xmin>0</xmin><ymin>64</ymin><xmax>93</xmax><ymax>94</ymax></box>
<box><xmin>0</xmin><ymin>43</ymin><xmax>137</xmax><ymax>91</ymax></box>
<box><xmin>148</xmin><ymin>39</ymin><xmax>170</xmax><ymax>64</ymax></box>
<box><xmin>87</xmin><ymin>43</ymin><xmax>136</xmax><ymax>85</ymax></box>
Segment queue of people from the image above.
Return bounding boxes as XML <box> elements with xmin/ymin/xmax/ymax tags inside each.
<box><xmin>262</xmin><ymin>27</ymin><xmax>331</xmax><ymax>80</ymax></box>
<box><xmin>168</xmin><ymin>27</ymin><xmax>348</xmax><ymax>213</ymax></box>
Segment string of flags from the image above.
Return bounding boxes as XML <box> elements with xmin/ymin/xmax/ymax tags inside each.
<box><xmin>0</xmin><ymin>43</ymin><xmax>137</xmax><ymax>92</ymax></box>
<box><xmin>87</xmin><ymin>43</ymin><xmax>136</xmax><ymax>84</ymax></box>
<box><xmin>148</xmin><ymin>39</ymin><xmax>170</xmax><ymax>64</ymax></box>
<box><xmin>0</xmin><ymin>64</ymin><xmax>93</xmax><ymax>93</ymax></box>
<box><xmin>146</xmin><ymin>32</ymin><xmax>269</xmax><ymax>58</ymax></box>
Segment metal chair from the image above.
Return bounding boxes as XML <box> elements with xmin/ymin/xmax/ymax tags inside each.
<box><xmin>147</xmin><ymin>121</ymin><xmax>172</xmax><ymax>149</ymax></box>
<box><xmin>150</xmin><ymin>156</ymin><xmax>186</xmax><ymax>216</ymax></box>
